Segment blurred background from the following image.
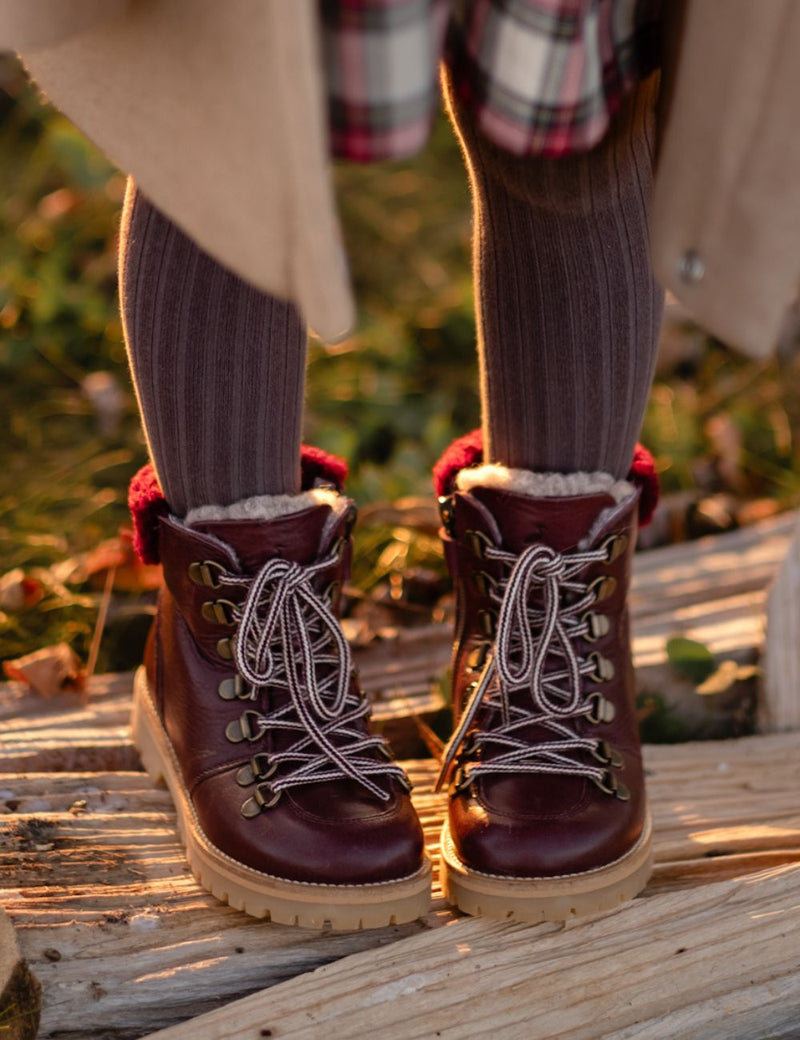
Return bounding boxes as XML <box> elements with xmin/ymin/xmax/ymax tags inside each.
<box><xmin>2</xmin><ymin>52</ymin><xmax>800</xmax><ymax>680</ymax></box>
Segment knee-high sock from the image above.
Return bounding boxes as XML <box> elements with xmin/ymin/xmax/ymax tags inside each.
<box><xmin>119</xmin><ymin>182</ymin><xmax>307</xmax><ymax>515</ymax></box>
<box><xmin>445</xmin><ymin>74</ymin><xmax>664</xmax><ymax>479</ymax></box>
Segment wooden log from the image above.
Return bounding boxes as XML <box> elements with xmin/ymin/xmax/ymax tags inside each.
<box><xmin>0</xmin><ymin>905</ymin><xmax>40</xmax><ymax>1040</ymax></box>
<box><xmin>762</xmin><ymin>514</ymin><xmax>800</xmax><ymax>731</ymax></box>
<box><xmin>139</xmin><ymin>863</ymin><xmax>800</xmax><ymax>1040</ymax></box>
<box><xmin>3</xmin><ymin>733</ymin><xmax>800</xmax><ymax>1038</ymax></box>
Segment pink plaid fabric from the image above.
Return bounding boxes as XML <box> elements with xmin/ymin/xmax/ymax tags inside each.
<box><xmin>319</xmin><ymin>0</ymin><xmax>662</xmax><ymax>161</ymax></box>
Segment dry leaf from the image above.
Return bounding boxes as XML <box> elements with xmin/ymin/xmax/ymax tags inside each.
<box><xmin>51</xmin><ymin>529</ymin><xmax>162</xmax><ymax>592</ymax></box>
<box><xmin>3</xmin><ymin>643</ymin><xmax>86</xmax><ymax>698</ymax></box>
<box><xmin>0</xmin><ymin>568</ymin><xmax>44</xmax><ymax>610</ymax></box>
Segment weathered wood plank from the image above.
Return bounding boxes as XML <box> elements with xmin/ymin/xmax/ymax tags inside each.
<box><xmin>763</xmin><ymin>515</ymin><xmax>800</xmax><ymax>731</ymax></box>
<box><xmin>140</xmin><ymin>863</ymin><xmax>800</xmax><ymax>1040</ymax></box>
<box><xmin>3</xmin><ymin>733</ymin><xmax>799</xmax><ymax>1038</ymax></box>
<box><xmin>0</xmin><ymin>905</ymin><xmax>40</xmax><ymax>1040</ymax></box>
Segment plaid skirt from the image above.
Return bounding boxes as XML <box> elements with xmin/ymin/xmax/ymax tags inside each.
<box><xmin>319</xmin><ymin>0</ymin><xmax>663</xmax><ymax>161</ymax></box>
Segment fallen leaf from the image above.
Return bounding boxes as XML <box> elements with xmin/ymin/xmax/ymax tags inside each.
<box><xmin>666</xmin><ymin>636</ymin><xmax>716</xmax><ymax>685</ymax></box>
<box><xmin>696</xmin><ymin>661</ymin><xmax>759</xmax><ymax>696</ymax></box>
<box><xmin>0</xmin><ymin>568</ymin><xmax>44</xmax><ymax>610</ymax></box>
<box><xmin>3</xmin><ymin>643</ymin><xmax>86</xmax><ymax>697</ymax></box>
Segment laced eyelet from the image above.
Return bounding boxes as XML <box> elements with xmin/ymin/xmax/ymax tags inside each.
<box><xmin>225</xmin><ymin>710</ymin><xmax>263</xmax><ymax>744</ymax></box>
<box><xmin>236</xmin><ymin>752</ymin><xmax>276</xmax><ymax>786</ymax></box>
<box><xmin>588</xmin><ymin>651</ymin><xmax>615</xmax><ymax>682</ymax></box>
<box><xmin>478</xmin><ymin>609</ymin><xmax>497</xmax><ymax>638</ymax></box>
<box><xmin>218</xmin><ymin>675</ymin><xmax>248</xmax><ymax>701</ymax></box>
<box><xmin>586</xmin><ymin>692</ymin><xmax>616</xmax><ymax>725</ymax></box>
<box><xmin>589</xmin><ymin>575</ymin><xmax>618</xmax><ymax>603</ymax></box>
<box><xmin>471</xmin><ymin>570</ymin><xmax>497</xmax><ymax>597</ymax></box>
<box><xmin>591</xmin><ymin>770</ymin><xmax>630</xmax><ymax>801</ymax></box>
<box><xmin>188</xmin><ymin>560</ymin><xmax>227</xmax><ymax>589</ymax></box>
<box><xmin>460</xmin><ymin>730</ymin><xmax>479</xmax><ymax>759</ymax></box>
<box><xmin>582</xmin><ymin>611</ymin><xmax>610</xmax><ymax>642</ymax></box>
<box><xmin>466</xmin><ymin>642</ymin><xmax>490</xmax><ymax>672</ymax></box>
<box><xmin>465</xmin><ymin>529</ymin><xmax>494</xmax><ymax>559</ymax></box>
<box><xmin>241</xmin><ymin>781</ymin><xmax>281</xmax><ymax>817</ymax></box>
<box><xmin>601</xmin><ymin>533</ymin><xmax>629</xmax><ymax>562</ymax></box>
<box><xmin>591</xmin><ymin>740</ymin><xmax>624</xmax><ymax>769</ymax></box>
<box><xmin>450</xmin><ymin>764</ymin><xmax>473</xmax><ymax>796</ymax></box>
<box><xmin>323</xmin><ymin>579</ymin><xmax>340</xmax><ymax>605</ymax></box>
<box><xmin>201</xmin><ymin>599</ymin><xmax>237</xmax><ymax>626</ymax></box>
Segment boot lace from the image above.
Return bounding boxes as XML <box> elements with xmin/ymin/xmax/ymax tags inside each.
<box><xmin>217</xmin><ymin>550</ymin><xmax>409</xmax><ymax>805</ymax></box>
<box><xmin>437</xmin><ymin>538</ymin><xmax>619</xmax><ymax>794</ymax></box>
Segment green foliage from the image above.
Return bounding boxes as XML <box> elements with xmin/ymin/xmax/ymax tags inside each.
<box><xmin>665</xmin><ymin>636</ymin><xmax>717</xmax><ymax>685</ymax></box>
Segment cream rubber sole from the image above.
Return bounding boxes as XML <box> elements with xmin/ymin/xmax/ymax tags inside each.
<box><xmin>131</xmin><ymin>668</ymin><xmax>432</xmax><ymax>930</ymax></box>
<box><xmin>440</xmin><ymin>813</ymin><xmax>653</xmax><ymax>923</ymax></box>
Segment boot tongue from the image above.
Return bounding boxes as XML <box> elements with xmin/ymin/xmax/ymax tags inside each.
<box><xmin>469</xmin><ymin>486</ymin><xmax>616</xmax><ymax>554</ymax></box>
<box><xmin>191</xmin><ymin>505</ymin><xmax>331</xmax><ymax>571</ymax></box>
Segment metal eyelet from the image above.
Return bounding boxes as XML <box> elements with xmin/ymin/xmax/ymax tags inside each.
<box><xmin>586</xmin><ymin>692</ymin><xmax>616</xmax><ymax>725</ymax></box>
<box><xmin>216</xmin><ymin>637</ymin><xmax>235</xmax><ymax>660</ymax></box>
<box><xmin>601</xmin><ymin>534</ymin><xmax>629</xmax><ymax>562</ymax></box>
<box><xmin>343</xmin><ymin>503</ymin><xmax>358</xmax><ymax>537</ymax></box>
<box><xmin>241</xmin><ymin>781</ymin><xmax>281</xmax><ymax>818</ymax></box>
<box><xmin>591</xmin><ymin>770</ymin><xmax>630</xmax><ymax>801</ymax></box>
<box><xmin>478</xmin><ymin>609</ymin><xmax>497</xmax><ymax>638</ymax></box>
<box><xmin>589</xmin><ymin>575</ymin><xmax>618</xmax><ymax>603</ymax></box>
<box><xmin>236</xmin><ymin>753</ymin><xmax>277</xmax><ymax>786</ymax></box>
<box><xmin>201</xmin><ymin>599</ymin><xmax>237</xmax><ymax>626</ymax></box>
<box><xmin>588</xmin><ymin>652</ymin><xmax>615</xmax><ymax>682</ymax></box>
<box><xmin>471</xmin><ymin>570</ymin><xmax>497</xmax><ymax>597</ymax></box>
<box><xmin>583</xmin><ymin>612</ymin><xmax>610</xmax><ymax>642</ymax></box>
<box><xmin>188</xmin><ymin>560</ymin><xmax>227</xmax><ymax>589</ymax></box>
<box><xmin>590</xmin><ymin>740</ymin><xmax>624</xmax><ymax>769</ymax></box>
<box><xmin>323</xmin><ymin>579</ymin><xmax>340</xmax><ymax>605</ymax></box>
<box><xmin>225</xmin><ymin>710</ymin><xmax>262</xmax><ymax>744</ymax></box>
<box><xmin>460</xmin><ymin>730</ymin><xmax>480</xmax><ymax>759</ymax></box>
<box><xmin>466</xmin><ymin>642</ymin><xmax>490</xmax><ymax>672</ymax></box>
<box><xmin>465</xmin><ymin>529</ymin><xmax>493</xmax><ymax>559</ymax></box>
<box><xmin>450</xmin><ymin>765</ymin><xmax>472</xmax><ymax>796</ymax></box>
<box><xmin>438</xmin><ymin>496</ymin><xmax>456</xmax><ymax>536</ymax></box>
<box><xmin>218</xmin><ymin>675</ymin><xmax>248</xmax><ymax>701</ymax></box>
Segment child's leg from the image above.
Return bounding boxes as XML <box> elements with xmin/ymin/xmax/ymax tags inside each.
<box><xmin>436</xmin><ymin>76</ymin><xmax>663</xmax><ymax>922</ymax></box>
<box><xmin>445</xmin><ymin>75</ymin><xmax>664</xmax><ymax>477</ymax></box>
<box><xmin>119</xmin><ymin>183</ymin><xmax>306</xmax><ymax>514</ymax></box>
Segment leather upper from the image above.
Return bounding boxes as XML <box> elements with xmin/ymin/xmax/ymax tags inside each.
<box><xmin>441</xmin><ymin>483</ymin><xmax>646</xmax><ymax>878</ymax></box>
<box><xmin>144</xmin><ymin>502</ymin><xmax>424</xmax><ymax>886</ymax></box>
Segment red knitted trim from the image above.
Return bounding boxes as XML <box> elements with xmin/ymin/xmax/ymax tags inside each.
<box><xmin>129</xmin><ymin>445</ymin><xmax>350</xmax><ymax>564</ymax></box>
<box><xmin>433</xmin><ymin>430</ymin><xmax>659</xmax><ymax>527</ymax></box>
<box><xmin>128</xmin><ymin>463</ymin><xmax>169</xmax><ymax>565</ymax></box>
<box><xmin>300</xmin><ymin>444</ymin><xmax>348</xmax><ymax>492</ymax></box>
<box><xmin>629</xmin><ymin>443</ymin><xmax>659</xmax><ymax>527</ymax></box>
<box><xmin>432</xmin><ymin>429</ymin><xmax>484</xmax><ymax>499</ymax></box>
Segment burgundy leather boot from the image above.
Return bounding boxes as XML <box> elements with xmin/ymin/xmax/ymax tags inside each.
<box><xmin>128</xmin><ymin>450</ymin><xmax>430</xmax><ymax>929</ymax></box>
<box><xmin>432</xmin><ymin>432</ymin><xmax>658</xmax><ymax>922</ymax></box>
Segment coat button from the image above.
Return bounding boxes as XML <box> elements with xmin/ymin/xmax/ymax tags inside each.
<box><xmin>677</xmin><ymin>250</ymin><xmax>705</xmax><ymax>284</ymax></box>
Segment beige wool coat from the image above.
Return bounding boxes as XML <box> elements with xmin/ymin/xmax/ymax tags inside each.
<box><xmin>2</xmin><ymin>0</ymin><xmax>800</xmax><ymax>355</ymax></box>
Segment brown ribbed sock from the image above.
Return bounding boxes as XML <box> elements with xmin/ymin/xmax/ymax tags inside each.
<box><xmin>119</xmin><ymin>182</ymin><xmax>307</xmax><ymax>515</ymax></box>
<box><xmin>445</xmin><ymin>74</ymin><xmax>664</xmax><ymax>479</ymax></box>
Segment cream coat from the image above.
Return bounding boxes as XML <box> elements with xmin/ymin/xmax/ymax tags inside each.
<box><xmin>3</xmin><ymin>0</ymin><xmax>799</xmax><ymax>355</ymax></box>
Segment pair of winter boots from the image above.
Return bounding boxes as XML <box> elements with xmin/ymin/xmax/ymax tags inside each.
<box><xmin>129</xmin><ymin>434</ymin><xmax>657</xmax><ymax>929</ymax></box>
